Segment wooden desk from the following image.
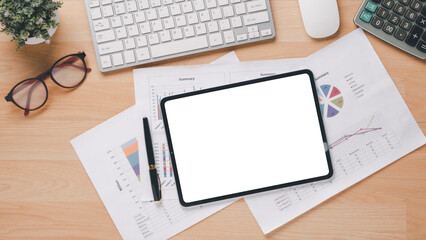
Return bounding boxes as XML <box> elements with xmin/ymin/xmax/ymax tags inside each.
<box><xmin>0</xmin><ymin>0</ymin><xmax>425</xmax><ymax>239</ymax></box>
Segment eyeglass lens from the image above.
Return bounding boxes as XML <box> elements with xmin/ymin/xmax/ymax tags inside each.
<box><xmin>51</xmin><ymin>55</ymin><xmax>86</xmax><ymax>88</ymax></box>
<box><xmin>12</xmin><ymin>79</ymin><xmax>47</xmax><ymax>110</ymax></box>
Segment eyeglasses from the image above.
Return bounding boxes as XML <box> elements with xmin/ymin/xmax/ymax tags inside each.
<box><xmin>5</xmin><ymin>52</ymin><xmax>91</xmax><ymax>116</ymax></box>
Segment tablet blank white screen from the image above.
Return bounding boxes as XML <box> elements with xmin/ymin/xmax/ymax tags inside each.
<box><xmin>164</xmin><ymin>73</ymin><xmax>330</xmax><ymax>203</ymax></box>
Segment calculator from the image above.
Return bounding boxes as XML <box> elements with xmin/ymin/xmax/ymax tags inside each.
<box><xmin>354</xmin><ymin>0</ymin><xmax>426</xmax><ymax>59</ymax></box>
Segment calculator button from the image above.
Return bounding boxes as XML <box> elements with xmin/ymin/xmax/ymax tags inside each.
<box><xmin>398</xmin><ymin>0</ymin><xmax>411</xmax><ymax>6</ymax></box>
<box><xmin>417</xmin><ymin>40</ymin><xmax>426</xmax><ymax>52</ymax></box>
<box><xmin>377</xmin><ymin>7</ymin><xmax>389</xmax><ymax>18</ymax></box>
<box><xmin>405</xmin><ymin>25</ymin><xmax>423</xmax><ymax>46</ymax></box>
<box><xmin>366</xmin><ymin>1</ymin><xmax>378</xmax><ymax>12</ymax></box>
<box><xmin>360</xmin><ymin>11</ymin><xmax>373</xmax><ymax>22</ymax></box>
<box><xmin>383</xmin><ymin>22</ymin><xmax>396</xmax><ymax>34</ymax></box>
<box><xmin>422</xmin><ymin>32</ymin><xmax>426</xmax><ymax>41</ymax></box>
<box><xmin>389</xmin><ymin>13</ymin><xmax>402</xmax><ymax>24</ymax></box>
<box><xmin>404</xmin><ymin>9</ymin><xmax>418</xmax><ymax>20</ymax></box>
<box><xmin>422</xmin><ymin>5</ymin><xmax>426</xmax><ymax>15</ymax></box>
<box><xmin>400</xmin><ymin>19</ymin><xmax>413</xmax><ymax>30</ymax></box>
<box><xmin>416</xmin><ymin>15</ymin><xmax>426</xmax><ymax>27</ymax></box>
<box><xmin>371</xmin><ymin>16</ymin><xmax>385</xmax><ymax>28</ymax></box>
<box><xmin>394</xmin><ymin>4</ymin><xmax>406</xmax><ymax>15</ymax></box>
<box><xmin>410</xmin><ymin>1</ymin><xmax>423</xmax><ymax>11</ymax></box>
<box><xmin>394</xmin><ymin>28</ymin><xmax>408</xmax><ymax>40</ymax></box>
<box><xmin>382</xmin><ymin>0</ymin><xmax>394</xmax><ymax>9</ymax></box>
<box><xmin>372</xmin><ymin>0</ymin><xmax>382</xmax><ymax>3</ymax></box>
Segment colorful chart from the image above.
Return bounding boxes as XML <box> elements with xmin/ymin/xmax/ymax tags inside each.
<box><xmin>317</xmin><ymin>84</ymin><xmax>344</xmax><ymax>118</ymax></box>
<box><xmin>121</xmin><ymin>138</ymin><xmax>140</xmax><ymax>180</ymax></box>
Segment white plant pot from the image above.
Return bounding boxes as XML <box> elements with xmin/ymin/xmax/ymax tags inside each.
<box><xmin>25</xmin><ymin>10</ymin><xmax>59</xmax><ymax>45</ymax></box>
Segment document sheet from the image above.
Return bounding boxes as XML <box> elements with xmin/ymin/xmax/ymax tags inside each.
<box><xmin>71</xmin><ymin>52</ymin><xmax>239</xmax><ymax>240</ymax></box>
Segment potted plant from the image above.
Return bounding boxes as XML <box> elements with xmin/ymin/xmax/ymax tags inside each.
<box><xmin>0</xmin><ymin>0</ymin><xmax>63</xmax><ymax>50</ymax></box>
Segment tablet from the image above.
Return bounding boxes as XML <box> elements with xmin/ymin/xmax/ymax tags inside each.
<box><xmin>161</xmin><ymin>70</ymin><xmax>333</xmax><ymax>206</ymax></box>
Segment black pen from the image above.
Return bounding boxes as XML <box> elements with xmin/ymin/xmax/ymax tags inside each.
<box><xmin>143</xmin><ymin>117</ymin><xmax>162</xmax><ymax>203</ymax></box>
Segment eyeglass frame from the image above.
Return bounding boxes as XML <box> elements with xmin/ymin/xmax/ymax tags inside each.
<box><xmin>5</xmin><ymin>52</ymin><xmax>90</xmax><ymax>113</ymax></box>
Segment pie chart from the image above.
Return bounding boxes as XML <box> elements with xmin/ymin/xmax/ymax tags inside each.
<box><xmin>317</xmin><ymin>84</ymin><xmax>344</xmax><ymax>118</ymax></box>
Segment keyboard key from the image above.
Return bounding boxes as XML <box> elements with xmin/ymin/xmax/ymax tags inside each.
<box><xmin>248</xmin><ymin>26</ymin><xmax>259</xmax><ymax>32</ymax></box>
<box><xmin>366</xmin><ymin>1</ymin><xmax>378</xmax><ymax>12</ymax></box>
<box><xmin>219</xmin><ymin>19</ymin><xmax>231</xmax><ymax>30</ymax></box>
<box><xmin>158</xmin><ymin>7</ymin><xmax>170</xmax><ymax>18</ymax></box>
<box><xmin>112</xmin><ymin>53</ymin><xmax>124</xmax><ymax>66</ymax></box>
<box><xmin>137</xmin><ymin>0</ymin><xmax>149</xmax><ymax>9</ymax></box>
<box><xmin>126</xmin><ymin>1</ymin><xmax>138</xmax><ymax>12</ymax></box>
<box><xmin>148</xmin><ymin>33</ymin><xmax>160</xmax><ymax>45</ymax></box>
<box><xmin>159</xmin><ymin>31</ymin><xmax>172</xmax><ymax>42</ymax></box>
<box><xmin>164</xmin><ymin>18</ymin><xmax>175</xmax><ymax>29</ymax></box>
<box><xmin>209</xmin><ymin>32</ymin><xmax>223</xmax><ymax>46</ymax></box>
<box><xmin>136</xmin><ymin>48</ymin><xmax>151</xmax><ymax>61</ymax></box>
<box><xmin>360</xmin><ymin>11</ymin><xmax>373</xmax><ymax>22</ymax></box>
<box><xmin>100</xmin><ymin>55</ymin><xmax>112</xmax><ymax>68</ymax></box>
<box><xmin>110</xmin><ymin>16</ymin><xmax>122</xmax><ymax>28</ymax></box>
<box><xmin>123</xmin><ymin>14</ymin><xmax>134</xmax><ymax>25</ymax></box>
<box><xmin>93</xmin><ymin>19</ymin><xmax>110</xmax><ymax>31</ymax></box>
<box><xmin>181</xmin><ymin>2</ymin><xmax>193</xmax><ymax>13</ymax></box>
<box><xmin>223</xmin><ymin>30</ymin><xmax>235</xmax><ymax>43</ymax></box>
<box><xmin>416</xmin><ymin>15</ymin><xmax>426</xmax><ymax>27</ymax></box>
<box><xmin>376</xmin><ymin>7</ymin><xmax>389</xmax><ymax>18</ymax></box>
<box><xmin>206</xmin><ymin>0</ymin><xmax>217</xmax><ymax>9</ymax></box>
<box><xmin>383</xmin><ymin>22</ymin><xmax>396</xmax><ymax>34</ymax></box>
<box><xmin>136</xmin><ymin>36</ymin><xmax>147</xmax><ymax>47</ymax></box>
<box><xmin>89</xmin><ymin>0</ymin><xmax>100</xmax><ymax>8</ymax></box>
<box><xmin>116</xmin><ymin>27</ymin><xmax>127</xmax><ymax>39</ymax></box>
<box><xmin>208</xmin><ymin>21</ymin><xmax>219</xmax><ymax>32</ymax></box>
<box><xmin>171</xmin><ymin>28</ymin><xmax>184</xmax><ymax>39</ymax></box>
<box><xmin>404</xmin><ymin>9</ymin><xmax>417</xmax><ymax>21</ymax></box>
<box><xmin>134</xmin><ymin>12</ymin><xmax>146</xmax><ymax>23</ymax></box>
<box><xmin>124</xmin><ymin>38</ymin><xmax>136</xmax><ymax>49</ymax></box>
<box><xmin>211</xmin><ymin>8</ymin><xmax>223</xmax><ymax>20</ymax></box>
<box><xmin>183</xmin><ymin>26</ymin><xmax>195</xmax><ymax>37</ymax></box>
<box><xmin>193</xmin><ymin>0</ymin><xmax>205</xmax><ymax>11</ymax></box>
<box><xmin>393</xmin><ymin>4</ymin><xmax>406</xmax><ymax>15</ymax></box>
<box><xmin>176</xmin><ymin>15</ymin><xmax>187</xmax><ymax>27</ymax></box>
<box><xmin>382</xmin><ymin>0</ymin><xmax>394</xmax><ymax>9</ymax></box>
<box><xmin>247</xmin><ymin>0</ymin><xmax>267</xmax><ymax>13</ymax></box>
<box><xmin>139</xmin><ymin>22</ymin><xmax>151</xmax><ymax>33</ymax></box>
<box><xmin>98</xmin><ymin>41</ymin><xmax>124</xmax><ymax>55</ymax></box>
<box><xmin>114</xmin><ymin>3</ymin><xmax>126</xmax><ymax>15</ymax></box>
<box><xmin>398</xmin><ymin>0</ymin><xmax>411</xmax><ymax>6</ymax></box>
<box><xmin>96</xmin><ymin>29</ymin><xmax>116</xmax><ymax>43</ymax></box>
<box><xmin>128</xmin><ymin>25</ymin><xmax>139</xmax><ymax>36</ymax></box>
<box><xmin>388</xmin><ymin>13</ymin><xmax>401</xmax><ymax>24</ymax></box>
<box><xmin>102</xmin><ymin>0</ymin><xmax>112</xmax><ymax>4</ymax></box>
<box><xmin>237</xmin><ymin>33</ymin><xmax>248</xmax><ymax>41</ymax></box>
<box><xmin>410</xmin><ymin>1</ymin><xmax>422</xmax><ymax>11</ymax></box>
<box><xmin>243</xmin><ymin>11</ymin><xmax>270</xmax><ymax>25</ymax></box>
<box><xmin>235</xmin><ymin>3</ymin><xmax>246</xmax><ymax>15</ymax></box>
<box><xmin>124</xmin><ymin>51</ymin><xmax>136</xmax><ymax>63</ymax></box>
<box><xmin>151</xmin><ymin>0</ymin><xmax>161</xmax><ymax>7</ymax></box>
<box><xmin>249</xmin><ymin>31</ymin><xmax>260</xmax><ymax>39</ymax></box>
<box><xmin>103</xmin><ymin>5</ymin><xmax>114</xmax><ymax>17</ymax></box>
<box><xmin>91</xmin><ymin>8</ymin><xmax>102</xmax><ymax>20</ymax></box>
<box><xmin>187</xmin><ymin>12</ymin><xmax>199</xmax><ymax>25</ymax></box>
<box><xmin>151</xmin><ymin>36</ymin><xmax>209</xmax><ymax>57</ymax></box>
<box><xmin>394</xmin><ymin>28</ymin><xmax>407</xmax><ymax>40</ymax></box>
<box><xmin>261</xmin><ymin>29</ymin><xmax>272</xmax><ymax>36</ymax></box>
<box><xmin>146</xmin><ymin>9</ymin><xmax>158</xmax><ymax>20</ymax></box>
<box><xmin>371</xmin><ymin>16</ymin><xmax>384</xmax><ymax>28</ymax></box>
<box><xmin>416</xmin><ymin>40</ymin><xmax>426</xmax><ymax>52</ymax></box>
<box><xmin>223</xmin><ymin>6</ymin><xmax>234</xmax><ymax>17</ymax></box>
<box><xmin>400</xmin><ymin>19</ymin><xmax>412</xmax><ymax>30</ymax></box>
<box><xmin>405</xmin><ymin>25</ymin><xmax>423</xmax><ymax>46</ymax></box>
<box><xmin>231</xmin><ymin>16</ymin><xmax>243</xmax><ymax>27</ymax></box>
<box><xmin>218</xmin><ymin>0</ymin><xmax>229</xmax><ymax>6</ymax></box>
<box><xmin>195</xmin><ymin>23</ymin><xmax>207</xmax><ymax>35</ymax></box>
<box><xmin>200</xmin><ymin>10</ymin><xmax>211</xmax><ymax>22</ymax></box>
<box><xmin>170</xmin><ymin>5</ymin><xmax>181</xmax><ymax>15</ymax></box>
<box><xmin>152</xmin><ymin>20</ymin><xmax>163</xmax><ymax>32</ymax></box>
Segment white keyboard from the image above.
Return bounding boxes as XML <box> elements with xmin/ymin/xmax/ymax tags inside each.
<box><xmin>85</xmin><ymin>0</ymin><xmax>275</xmax><ymax>72</ymax></box>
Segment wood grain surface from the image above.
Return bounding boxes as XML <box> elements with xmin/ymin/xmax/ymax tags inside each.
<box><xmin>0</xmin><ymin>0</ymin><xmax>425</xmax><ymax>239</ymax></box>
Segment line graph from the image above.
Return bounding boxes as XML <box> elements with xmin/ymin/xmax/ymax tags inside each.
<box><xmin>329</xmin><ymin>127</ymin><xmax>382</xmax><ymax>149</ymax></box>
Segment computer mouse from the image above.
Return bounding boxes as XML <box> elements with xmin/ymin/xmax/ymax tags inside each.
<box><xmin>298</xmin><ymin>0</ymin><xmax>340</xmax><ymax>38</ymax></box>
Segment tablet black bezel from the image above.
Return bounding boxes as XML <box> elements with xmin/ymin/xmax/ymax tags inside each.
<box><xmin>160</xmin><ymin>69</ymin><xmax>333</xmax><ymax>207</ymax></box>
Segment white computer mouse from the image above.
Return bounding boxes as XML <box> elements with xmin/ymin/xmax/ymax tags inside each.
<box><xmin>298</xmin><ymin>0</ymin><xmax>340</xmax><ymax>38</ymax></box>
